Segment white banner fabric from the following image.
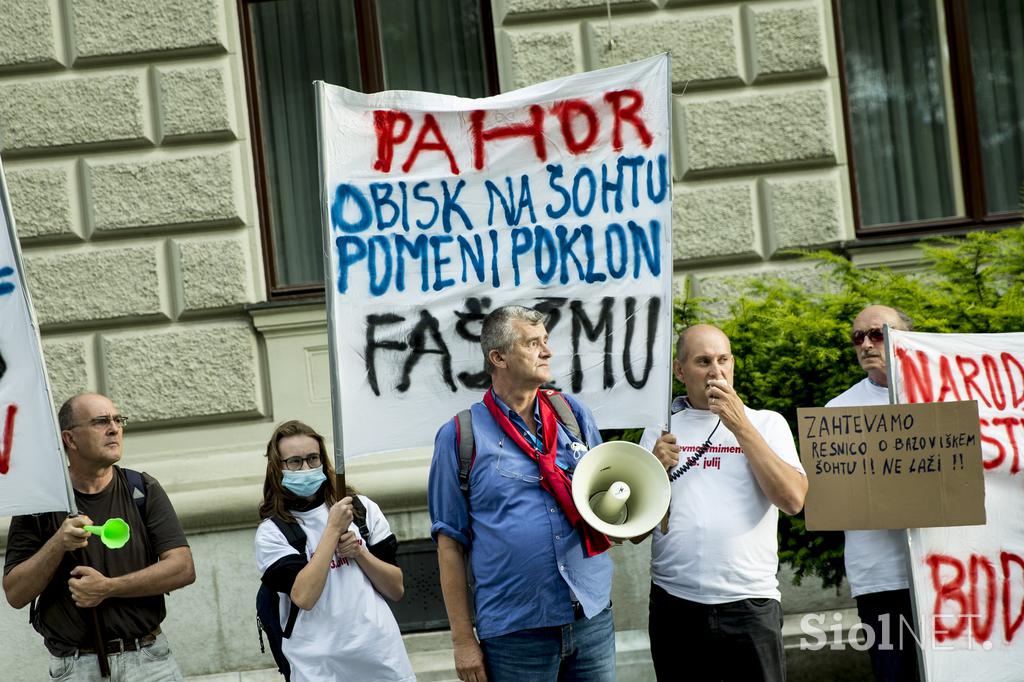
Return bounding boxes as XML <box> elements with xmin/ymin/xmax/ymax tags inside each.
<box><xmin>318</xmin><ymin>55</ymin><xmax>673</xmax><ymax>457</ymax></box>
<box><xmin>889</xmin><ymin>329</ymin><xmax>1024</xmax><ymax>681</ymax></box>
<box><xmin>0</xmin><ymin>161</ymin><xmax>70</xmax><ymax>516</ymax></box>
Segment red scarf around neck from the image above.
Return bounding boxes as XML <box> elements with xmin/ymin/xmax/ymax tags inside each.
<box><xmin>483</xmin><ymin>388</ymin><xmax>610</xmax><ymax>557</ymax></box>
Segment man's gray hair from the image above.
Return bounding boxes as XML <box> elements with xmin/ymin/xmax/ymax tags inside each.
<box><xmin>891</xmin><ymin>307</ymin><xmax>914</xmax><ymax>331</ymax></box>
<box><xmin>480</xmin><ymin>305</ymin><xmax>547</xmax><ymax>374</ymax></box>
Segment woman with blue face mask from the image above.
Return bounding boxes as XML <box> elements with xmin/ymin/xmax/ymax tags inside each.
<box><xmin>254</xmin><ymin>420</ymin><xmax>415</xmax><ymax>682</ymax></box>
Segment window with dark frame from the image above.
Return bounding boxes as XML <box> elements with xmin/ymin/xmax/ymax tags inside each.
<box><xmin>240</xmin><ymin>0</ymin><xmax>499</xmax><ymax>298</ymax></box>
<box><xmin>834</xmin><ymin>0</ymin><xmax>1024</xmax><ymax>236</ymax></box>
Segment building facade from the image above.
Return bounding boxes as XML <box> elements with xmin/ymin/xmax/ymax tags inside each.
<box><xmin>1</xmin><ymin>0</ymin><xmax>1021</xmax><ymax>679</ymax></box>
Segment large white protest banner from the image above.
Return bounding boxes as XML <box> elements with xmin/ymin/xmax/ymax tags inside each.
<box><xmin>317</xmin><ymin>55</ymin><xmax>673</xmax><ymax>457</ymax></box>
<box><xmin>0</xmin><ymin>160</ymin><xmax>71</xmax><ymax>516</ymax></box>
<box><xmin>888</xmin><ymin>329</ymin><xmax>1024</xmax><ymax>681</ymax></box>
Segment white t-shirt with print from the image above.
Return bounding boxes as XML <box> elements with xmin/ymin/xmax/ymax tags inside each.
<box><xmin>641</xmin><ymin>403</ymin><xmax>804</xmax><ymax>604</ymax></box>
<box><xmin>254</xmin><ymin>495</ymin><xmax>415</xmax><ymax>682</ymax></box>
<box><xmin>826</xmin><ymin>377</ymin><xmax>910</xmax><ymax>598</ymax></box>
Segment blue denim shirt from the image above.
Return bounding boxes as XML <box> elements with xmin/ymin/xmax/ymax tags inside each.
<box><xmin>428</xmin><ymin>392</ymin><xmax>613</xmax><ymax>640</ymax></box>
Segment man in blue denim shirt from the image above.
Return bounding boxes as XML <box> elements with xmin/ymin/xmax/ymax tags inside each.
<box><xmin>429</xmin><ymin>305</ymin><xmax>615</xmax><ymax>682</ymax></box>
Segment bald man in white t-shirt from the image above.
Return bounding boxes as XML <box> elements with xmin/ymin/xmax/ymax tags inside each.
<box><xmin>826</xmin><ymin>305</ymin><xmax>920</xmax><ymax>682</ymax></box>
<box><xmin>643</xmin><ymin>325</ymin><xmax>808</xmax><ymax>682</ymax></box>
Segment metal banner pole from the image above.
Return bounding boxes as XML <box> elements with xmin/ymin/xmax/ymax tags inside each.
<box><xmin>884</xmin><ymin>324</ymin><xmax>927</xmax><ymax>682</ymax></box>
<box><xmin>659</xmin><ymin>52</ymin><xmax>674</xmax><ymax>537</ymax></box>
<box><xmin>663</xmin><ymin>50</ymin><xmax>675</xmax><ymax>436</ymax></box>
<box><xmin>314</xmin><ymin>82</ymin><xmax>346</xmax><ymax>498</ymax></box>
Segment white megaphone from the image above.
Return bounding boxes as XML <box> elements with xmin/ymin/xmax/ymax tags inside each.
<box><xmin>571</xmin><ymin>440</ymin><xmax>671</xmax><ymax>540</ymax></box>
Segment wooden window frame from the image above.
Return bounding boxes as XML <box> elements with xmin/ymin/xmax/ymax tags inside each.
<box><xmin>833</xmin><ymin>0</ymin><xmax>1023</xmax><ymax>239</ymax></box>
<box><xmin>238</xmin><ymin>0</ymin><xmax>501</xmax><ymax>300</ymax></box>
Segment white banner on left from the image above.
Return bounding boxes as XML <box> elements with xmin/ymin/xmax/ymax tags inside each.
<box><xmin>0</xmin><ymin>160</ymin><xmax>71</xmax><ymax>516</ymax></box>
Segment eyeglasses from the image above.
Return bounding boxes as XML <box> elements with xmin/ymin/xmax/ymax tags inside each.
<box><xmin>495</xmin><ymin>445</ymin><xmax>542</xmax><ymax>484</ymax></box>
<box><xmin>69</xmin><ymin>415</ymin><xmax>129</xmax><ymax>430</ymax></box>
<box><xmin>851</xmin><ymin>328</ymin><xmax>885</xmax><ymax>346</ymax></box>
<box><xmin>282</xmin><ymin>453</ymin><xmax>322</xmax><ymax>471</ymax></box>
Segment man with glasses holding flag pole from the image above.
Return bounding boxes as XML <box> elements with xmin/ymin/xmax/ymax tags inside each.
<box><xmin>0</xmin><ymin>157</ymin><xmax>195</xmax><ymax>680</ymax></box>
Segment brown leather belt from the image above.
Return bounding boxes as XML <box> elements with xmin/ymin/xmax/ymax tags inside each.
<box><xmin>78</xmin><ymin>627</ymin><xmax>160</xmax><ymax>655</ymax></box>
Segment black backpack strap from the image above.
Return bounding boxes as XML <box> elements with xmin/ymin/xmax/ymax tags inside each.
<box><xmin>282</xmin><ymin>598</ymin><xmax>300</xmax><ymax>640</ymax></box>
<box><xmin>269</xmin><ymin>517</ymin><xmax>307</xmax><ymax>555</ymax></box>
<box><xmin>455</xmin><ymin>410</ymin><xmax>474</xmax><ymax>499</ymax></box>
<box><xmin>350</xmin><ymin>495</ymin><xmax>371</xmax><ymax>543</ymax></box>
<box><xmin>544</xmin><ymin>390</ymin><xmax>586</xmax><ymax>446</ymax></box>
<box><xmin>121</xmin><ymin>468</ymin><xmax>158</xmax><ymax>565</ymax></box>
<box><xmin>122</xmin><ymin>468</ymin><xmax>147</xmax><ymax>517</ymax></box>
<box><xmin>269</xmin><ymin>517</ymin><xmax>307</xmax><ymax>639</ymax></box>
<box><xmin>350</xmin><ymin>495</ymin><xmax>400</xmax><ymax>568</ymax></box>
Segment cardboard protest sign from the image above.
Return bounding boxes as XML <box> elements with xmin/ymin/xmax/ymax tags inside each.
<box><xmin>888</xmin><ymin>330</ymin><xmax>1024</xmax><ymax>682</ymax></box>
<box><xmin>797</xmin><ymin>401</ymin><xmax>985</xmax><ymax>530</ymax></box>
<box><xmin>317</xmin><ymin>55</ymin><xmax>673</xmax><ymax>457</ymax></box>
<box><xmin>0</xmin><ymin>160</ymin><xmax>71</xmax><ymax>516</ymax></box>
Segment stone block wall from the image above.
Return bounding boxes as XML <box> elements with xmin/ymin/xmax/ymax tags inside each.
<box><xmin>0</xmin><ymin>0</ymin><xmax>264</xmax><ymax>432</ymax></box>
<box><xmin>0</xmin><ymin>0</ymin><xmax>854</xmax><ymax>483</ymax></box>
<box><xmin>0</xmin><ymin>2</ymin><xmax>869</xmax><ymax>677</ymax></box>
<box><xmin>495</xmin><ymin>0</ymin><xmax>851</xmax><ymax>313</ymax></box>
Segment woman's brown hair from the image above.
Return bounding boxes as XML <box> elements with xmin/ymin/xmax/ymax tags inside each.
<box><xmin>258</xmin><ymin>420</ymin><xmax>354</xmax><ymax>523</ymax></box>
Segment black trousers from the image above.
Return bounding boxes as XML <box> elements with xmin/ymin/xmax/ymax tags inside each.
<box><xmin>649</xmin><ymin>582</ymin><xmax>785</xmax><ymax>682</ymax></box>
<box><xmin>855</xmin><ymin>589</ymin><xmax>921</xmax><ymax>682</ymax></box>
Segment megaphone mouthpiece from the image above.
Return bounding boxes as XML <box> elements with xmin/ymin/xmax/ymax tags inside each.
<box><xmin>590</xmin><ymin>481</ymin><xmax>630</xmax><ymax>524</ymax></box>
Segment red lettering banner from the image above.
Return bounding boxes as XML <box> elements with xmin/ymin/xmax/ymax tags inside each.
<box><xmin>316</xmin><ymin>56</ymin><xmax>674</xmax><ymax>457</ymax></box>
<box><xmin>890</xmin><ymin>330</ymin><xmax>1024</xmax><ymax>680</ymax></box>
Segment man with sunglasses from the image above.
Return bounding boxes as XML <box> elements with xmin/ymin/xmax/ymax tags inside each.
<box><xmin>4</xmin><ymin>392</ymin><xmax>195</xmax><ymax>681</ymax></box>
<box><xmin>826</xmin><ymin>305</ymin><xmax>919</xmax><ymax>682</ymax></box>
<box><xmin>428</xmin><ymin>305</ymin><xmax>613</xmax><ymax>682</ymax></box>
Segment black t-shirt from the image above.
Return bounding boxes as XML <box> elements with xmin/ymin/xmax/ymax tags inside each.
<box><xmin>3</xmin><ymin>466</ymin><xmax>189</xmax><ymax>655</ymax></box>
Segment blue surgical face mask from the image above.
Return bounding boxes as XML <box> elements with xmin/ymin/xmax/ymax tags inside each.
<box><xmin>281</xmin><ymin>468</ymin><xmax>326</xmax><ymax>498</ymax></box>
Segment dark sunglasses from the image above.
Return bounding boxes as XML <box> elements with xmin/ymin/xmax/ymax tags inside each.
<box><xmin>851</xmin><ymin>328</ymin><xmax>885</xmax><ymax>346</ymax></box>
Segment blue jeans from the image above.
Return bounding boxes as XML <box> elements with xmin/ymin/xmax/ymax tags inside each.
<box><xmin>480</xmin><ymin>606</ymin><xmax>616</xmax><ymax>682</ymax></box>
<box><xmin>47</xmin><ymin>632</ymin><xmax>183</xmax><ymax>682</ymax></box>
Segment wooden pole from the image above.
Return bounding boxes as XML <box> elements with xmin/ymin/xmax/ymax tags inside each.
<box><xmin>74</xmin><ymin>547</ymin><xmax>110</xmax><ymax>678</ymax></box>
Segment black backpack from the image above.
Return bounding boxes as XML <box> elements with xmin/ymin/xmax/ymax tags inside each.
<box><xmin>256</xmin><ymin>498</ymin><xmax>371</xmax><ymax>680</ymax></box>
